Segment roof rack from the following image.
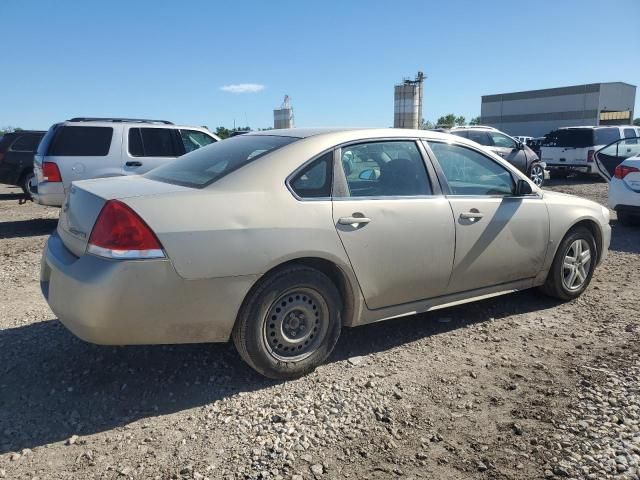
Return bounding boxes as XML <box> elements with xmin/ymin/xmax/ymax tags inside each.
<box><xmin>68</xmin><ymin>117</ymin><xmax>174</xmax><ymax>125</ymax></box>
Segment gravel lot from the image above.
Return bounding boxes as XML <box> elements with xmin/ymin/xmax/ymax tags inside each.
<box><xmin>0</xmin><ymin>178</ymin><xmax>638</xmax><ymax>480</ymax></box>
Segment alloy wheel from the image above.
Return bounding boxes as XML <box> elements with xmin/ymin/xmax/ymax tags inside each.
<box><xmin>562</xmin><ymin>239</ymin><xmax>592</xmax><ymax>291</ymax></box>
<box><xmin>530</xmin><ymin>164</ymin><xmax>544</xmax><ymax>187</ymax></box>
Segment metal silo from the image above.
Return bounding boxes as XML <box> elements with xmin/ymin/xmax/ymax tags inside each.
<box><xmin>394</xmin><ymin>72</ymin><xmax>425</xmax><ymax>129</ymax></box>
<box><xmin>273</xmin><ymin>95</ymin><xmax>294</xmax><ymax>129</ymax></box>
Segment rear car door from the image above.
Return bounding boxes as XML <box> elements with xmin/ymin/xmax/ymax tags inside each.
<box><xmin>331</xmin><ymin>140</ymin><xmax>456</xmax><ymax>309</ymax></box>
<box><xmin>595</xmin><ymin>137</ymin><xmax>640</xmax><ymax>182</ymax></box>
<box><xmin>424</xmin><ymin>140</ymin><xmax>549</xmax><ymax>294</ymax></box>
<box><xmin>123</xmin><ymin>127</ymin><xmax>181</xmax><ymax>175</ymax></box>
<box><xmin>488</xmin><ymin>131</ymin><xmax>527</xmax><ymax>172</ymax></box>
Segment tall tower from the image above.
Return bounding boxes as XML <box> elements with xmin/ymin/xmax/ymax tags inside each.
<box><xmin>274</xmin><ymin>95</ymin><xmax>294</xmax><ymax>129</ymax></box>
<box><xmin>394</xmin><ymin>72</ymin><xmax>425</xmax><ymax>129</ymax></box>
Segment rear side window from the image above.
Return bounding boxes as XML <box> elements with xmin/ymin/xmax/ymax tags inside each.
<box><xmin>129</xmin><ymin>128</ymin><xmax>178</xmax><ymax>157</ymax></box>
<box><xmin>10</xmin><ymin>134</ymin><xmax>43</xmax><ymax>152</ymax></box>
<box><xmin>48</xmin><ymin>126</ymin><xmax>113</xmax><ymax>156</ymax></box>
<box><xmin>450</xmin><ymin>130</ymin><xmax>468</xmax><ymax>139</ymax></box>
<box><xmin>290</xmin><ymin>152</ymin><xmax>333</xmax><ymax>198</ymax></box>
<box><xmin>623</xmin><ymin>128</ymin><xmax>637</xmax><ymax>145</ymax></box>
<box><xmin>145</xmin><ymin>135</ymin><xmax>297</xmax><ymax>188</ymax></box>
<box><xmin>594</xmin><ymin>128</ymin><xmax>621</xmax><ymax>146</ymax></box>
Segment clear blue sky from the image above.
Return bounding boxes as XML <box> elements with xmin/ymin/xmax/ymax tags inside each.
<box><xmin>2</xmin><ymin>0</ymin><xmax>639</xmax><ymax>130</ymax></box>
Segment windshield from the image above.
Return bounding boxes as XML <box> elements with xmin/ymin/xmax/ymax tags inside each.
<box><xmin>542</xmin><ymin>129</ymin><xmax>595</xmax><ymax>148</ymax></box>
<box><xmin>145</xmin><ymin>135</ymin><xmax>298</xmax><ymax>188</ymax></box>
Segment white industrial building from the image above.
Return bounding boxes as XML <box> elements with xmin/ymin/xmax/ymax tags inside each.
<box><xmin>481</xmin><ymin>82</ymin><xmax>636</xmax><ymax>137</ymax></box>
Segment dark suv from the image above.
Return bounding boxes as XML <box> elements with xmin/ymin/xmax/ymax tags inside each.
<box><xmin>0</xmin><ymin>130</ymin><xmax>46</xmax><ymax>196</ymax></box>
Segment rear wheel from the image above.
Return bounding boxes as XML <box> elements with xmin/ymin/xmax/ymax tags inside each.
<box><xmin>20</xmin><ymin>170</ymin><xmax>34</xmax><ymax>198</ymax></box>
<box><xmin>617</xmin><ymin>210</ymin><xmax>637</xmax><ymax>226</ymax></box>
<box><xmin>528</xmin><ymin>162</ymin><xmax>545</xmax><ymax>187</ymax></box>
<box><xmin>232</xmin><ymin>265</ymin><xmax>342</xmax><ymax>379</ymax></box>
<box><xmin>540</xmin><ymin>227</ymin><xmax>596</xmax><ymax>301</ymax></box>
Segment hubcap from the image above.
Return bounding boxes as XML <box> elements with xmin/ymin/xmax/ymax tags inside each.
<box><xmin>530</xmin><ymin>165</ymin><xmax>544</xmax><ymax>186</ymax></box>
<box><xmin>562</xmin><ymin>239</ymin><xmax>592</xmax><ymax>291</ymax></box>
<box><xmin>263</xmin><ymin>288</ymin><xmax>329</xmax><ymax>361</ymax></box>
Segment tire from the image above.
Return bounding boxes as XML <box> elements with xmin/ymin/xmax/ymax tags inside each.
<box><xmin>528</xmin><ymin>162</ymin><xmax>545</xmax><ymax>187</ymax></box>
<box><xmin>539</xmin><ymin>226</ymin><xmax>597</xmax><ymax>301</ymax></box>
<box><xmin>232</xmin><ymin>265</ymin><xmax>342</xmax><ymax>379</ymax></box>
<box><xmin>616</xmin><ymin>210</ymin><xmax>637</xmax><ymax>226</ymax></box>
<box><xmin>20</xmin><ymin>170</ymin><xmax>34</xmax><ymax>198</ymax></box>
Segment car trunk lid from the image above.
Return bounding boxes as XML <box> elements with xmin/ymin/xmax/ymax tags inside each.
<box><xmin>57</xmin><ymin>176</ymin><xmax>193</xmax><ymax>257</ymax></box>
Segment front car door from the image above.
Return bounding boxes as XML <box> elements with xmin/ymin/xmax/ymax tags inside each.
<box><xmin>424</xmin><ymin>140</ymin><xmax>549</xmax><ymax>294</ymax></box>
<box><xmin>332</xmin><ymin>140</ymin><xmax>455</xmax><ymax>310</ymax></box>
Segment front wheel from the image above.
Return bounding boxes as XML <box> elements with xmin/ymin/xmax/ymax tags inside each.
<box><xmin>232</xmin><ymin>266</ymin><xmax>342</xmax><ymax>379</ymax></box>
<box><xmin>539</xmin><ymin>227</ymin><xmax>597</xmax><ymax>301</ymax></box>
<box><xmin>528</xmin><ymin>162</ymin><xmax>545</xmax><ymax>187</ymax></box>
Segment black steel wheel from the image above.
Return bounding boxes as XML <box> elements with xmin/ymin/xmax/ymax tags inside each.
<box><xmin>233</xmin><ymin>265</ymin><xmax>342</xmax><ymax>379</ymax></box>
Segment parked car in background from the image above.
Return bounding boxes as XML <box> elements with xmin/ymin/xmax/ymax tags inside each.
<box><xmin>515</xmin><ymin>135</ymin><xmax>533</xmax><ymax>145</ymax></box>
<box><xmin>0</xmin><ymin>130</ymin><xmax>45</xmax><ymax>197</ymax></box>
<box><xmin>33</xmin><ymin>118</ymin><xmax>220</xmax><ymax>207</ymax></box>
<box><xmin>450</xmin><ymin>126</ymin><xmax>546</xmax><ymax>186</ymax></box>
<box><xmin>526</xmin><ymin>137</ymin><xmax>545</xmax><ymax>159</ymax></box>
<box><xmin>41</xmin><ymin>128</ymin><xmax>610</xmax><ymax>379</ymax></box>
<box><xmin>541</xmin><ymin>125</ymin><xmax>640</xmax><ymax>178</ymax></box>
<box><xmin>594</xmin><ymin>136</ymin><xmax>640</xmax><ymax>225</ymax></box>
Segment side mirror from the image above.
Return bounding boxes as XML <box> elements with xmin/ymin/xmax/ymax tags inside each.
<box><xmin>515</xmin><ymin>179</ymin><xmax>533</xmax><ymax>196</ymax></box>
<box><xmin>516</xmin><ymin>141</ymin><xmax>525</xmax><ymax>150</ymax></box>
<box><xmin>359</xmin><ymin>168</ymin><xmax>377</xmax><ymax>180</ymax></box>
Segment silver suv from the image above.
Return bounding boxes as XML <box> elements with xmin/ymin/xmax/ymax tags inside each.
<box><xmin>450</xmin><ymin>126</ymin><xmax>546</xmax><ymax>186</ymax></box>
<box><xmin>33</xmin><ymin>118</ymin><xmax>220</xmax><ymax>206</ymax></box>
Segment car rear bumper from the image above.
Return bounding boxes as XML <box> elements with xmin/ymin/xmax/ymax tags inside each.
<box><xmin>33</xmin><ymin>181</ymin><xmax>65</xmax><ymax>206</ymax></box>
<box><xmin>41</xmin><ymin>232</ymin><xmax>258</xmax><ymax>345</ymax></box>
<box><xmin>546</xmin><ymin>163</ymin><xmax>597</xmax><ymax>174</ymax></box>
<box><xmin>609</xmin><ymin>178</ymin><xmax>640</xmax><ymax>211</ymax></box>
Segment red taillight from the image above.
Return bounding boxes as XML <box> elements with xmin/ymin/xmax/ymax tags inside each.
<box><xmin>87</xmin><ymin>200</ymin><xmax>164</xmax><ymax>259</ymax></box>
<box><xmin>614</xmin><ymin>165</ymin><xmax>640</xmax><ymax>180</ymax></box>
<box><xmin>42</xmin><ymin>162</ymin><xmax>62</xmax><ymax>182</ymax></box>
<box><xmin>587</xmin><ymin>150</ymin><xmax>595</xmax><ymax>163</ymax></box>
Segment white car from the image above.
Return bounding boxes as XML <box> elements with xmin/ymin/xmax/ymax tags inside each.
<box><xmin>33</xmin><ymin>118</ymin><xmax>220</xmax><ymax>207</ymax></box>
<box><xmin>542</xmin><ymin>125</ymin><xmax>640</xmax><ymax>177</ymax></box>
<box><xmin>595</xmin><ymin>136</ymin><xmax>640</xmax><ymax>225</ymax></box>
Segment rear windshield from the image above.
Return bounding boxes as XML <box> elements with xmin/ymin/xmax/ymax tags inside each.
<box><xmin>542</xmin><ymin>129</ymin><xmax>595</xmax><ymax>148</ymax></box>
<box><xmin>48</xmin><ymin>126</ymin><xmax>113</xmax><ymax>156</ymax></box>
<box><xmin>145</xmin><ymin>135</ymin><xmax>298</xmax><ymax>188</ymax></box>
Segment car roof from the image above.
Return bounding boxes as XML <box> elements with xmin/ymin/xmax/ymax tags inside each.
<box><xmin>245</xmin><ymin>127</ymin><xmax>458</xmax><ymax>142</ymax></box>
<box><xmin>558</xmin><ymin>125</ymin><xmax>637</xmax><ymax>130</ymax></box>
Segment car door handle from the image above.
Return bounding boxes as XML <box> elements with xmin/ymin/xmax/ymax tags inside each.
<box><xmin>338</xmin><ymin>216</ymin><xmax>371</xmax><ymax>225</ymax></box>
<box><xmin>460</xmin><ymin>211</ymin><xmax>483</xmax><ymax>220</ymax></box>
<box><xmin>126</xmin><ymin>161</ymin><xmax>143</xmax><ymax>167</ymax></box>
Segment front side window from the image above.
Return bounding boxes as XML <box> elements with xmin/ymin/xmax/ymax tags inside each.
<box><xmin>129</xmin><ymin>128</ymin><xmax>178</xmax><ymax>157</ymax></box>
<box><xmin>427</xmin><ymin>142</ymin><xmax>514</xmax><ymax>196</ymax></box>
<box><xmin>48</xmin><ymin>126</ymin><xmax>113</xmax><ymax>156</ymax></box>
<box><xmin>290</xmin><ymin>152</ymin><xmax>332</xmax><ymax>198</ymax></box>
<box><xmin>466</xmin><ymin>130</ymin><xmax>493</xmax><ymax>146</ymax></box>
<box><xmin>339</xmin><ymin>141</ymin><xmax>431</xmax><ymax>197</ymax></box>
<box><xmin>489</xmin><ymin>131</ymin><xmax>517</xmax><ymax>149</ymax></box>
<box><xmin>146</xmin><ymin>134</ymin><xmax>297</xmax><ymax>188</ymax></box>
<box><xmin>180</xmin><ymin>130</ymin><xmax>216</xmax><ymax>153</ymax></box>
<box><xmin>623</xmin><ymin>128</ymin><xmax>637</xmax><ymax>145</ymax></box>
